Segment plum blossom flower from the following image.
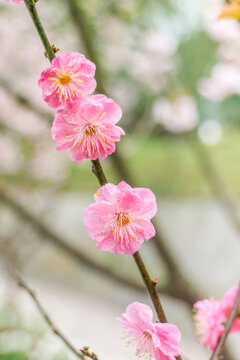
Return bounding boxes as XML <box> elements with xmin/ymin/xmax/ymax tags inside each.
<box><xmin>38</xmin><ymin>52</ymin><xmax>96</xmax><ymax>108</ymax></box>
<box><xmin>118</xmin><ymin>302</ymin><xmax>182</xmax><ymax>360</ymax></box>
<box><xmin>193</xmin><ymin>298</ymin><xmax>225</xmax><ymax>350</ymax></box>
<box><xmin>221</xmin><ymin>285</ymin><xmax>240</xmax><ymax>333</ymax></box>
<box><xmin>51</xmin><ymin>94</ymin><xmax>124</xmax><ymax>162</ymax></box>
<box><xmin>82</xmin><ymin>181</ymin><xmax>157</xmax><ymax>255</ymax></box>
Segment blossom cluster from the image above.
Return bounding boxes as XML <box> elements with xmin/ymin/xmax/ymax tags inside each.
<box><xmin>36</xmin><ymin>50</ymin><xmax>183</xmax><ymax>360</ymax></box>
<box><xmin>38</xmin><ymin>52</ymin><xmax>124</xmax><ymax>162</ymax></box>
<box><xmin>118</xmin><ymin>302</ymin><xmax>182</xmax><ymax>360</ymax></box>
<box><xmin>36</xmin><ymin>50</ymin><xmax>160</xmax><ymax>255</ymax></box>
<box><xmin>193</xmin><ymin>285</ymin><xmax>240</xmax><ymax>350</ymax></box>
<box><xmin>36</xmin><ymin>49</ymin><xmax>183</xmax><ymax>359</ymax></box>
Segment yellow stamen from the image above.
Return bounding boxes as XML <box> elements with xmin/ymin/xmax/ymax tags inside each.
<box><xmin>85</xmin><ymin>126</ymin><xmax>96</xmax><ymax>135</ymax></box>
<box><xmin>114</xmin><ymin>212</ymin><xmax>130</xmax><ymax>226</ymax></box>
<box><xmin>59</xmin><ymin>74</ymin><xmax>71</xmax><ymax>85</ymax></box>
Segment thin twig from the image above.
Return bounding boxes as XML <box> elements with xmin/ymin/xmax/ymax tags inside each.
<box><xmin>209</xmin><ymin>283</ymin><xmax>240</xmax><ymax>360</ymax></box>
<box><xmin>91</xmin><ymin>159</ymin><xmax>107</xmax><ymax>186</ymax></box>
<box><xmin>133</xmin><ymin>252</ymin><xmax>167</xmax><ymax>323</ymax></box>
<box><xmin>24</xmin><ymin>0</ymin><xmax>55</xmax><ymax>62</ymax></box>
<box><xmin>11</xmin><ymin>270</ymin><xmax>90</xmax><ymax>360</ymax></box>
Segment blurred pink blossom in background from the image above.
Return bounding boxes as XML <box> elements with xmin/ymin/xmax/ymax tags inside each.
<box><xmin>193</xmin><ymin>298</ymin><xmax>224</xmax><ymax>350</ymax></box>
<box><xmin>221</xmin><ymin>285</ymin><xmax>240</xmax><ymax>333</ymax></box>
<box><xmin>198</xmin><ymin>63</ymin><xmax>240</xmax><ymax>102</ymax></box>
<box><xmin>5</xmin><ymin>0</ymin><xmax>23</xmax><ymax>3</ymax></box>
<box><xmin>130</xmin><ymin>31</ymin><xmax>177</xmax><ymax>93</ymax></box>
<box><xmin>152</xmin><ymin>95</ymin><xmax>198</xmax><ymax>133</ymax></box>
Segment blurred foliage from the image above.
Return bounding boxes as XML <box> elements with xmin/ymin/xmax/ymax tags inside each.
<box><xmin>178</xmin><ymin>31</ymin><xmax>217</xmax><ymax>94</ymax></box>
<box><xmin>0</xmin><ymin>352</ymin><xmax>27</xmax><ymax>360</ymax></box>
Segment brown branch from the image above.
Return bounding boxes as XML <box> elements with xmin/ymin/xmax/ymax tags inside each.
<box><xmin>24</xmin><ymin>0</ymin><xmax>55</xmax><ymax>62</ymax></box>
<box><xmin>91</xmin><ymin>159</ymin><xmax>107</xmax><ymax>186</ymax></box>
<box><xmin>81</xmin><ymin>347</ymin><xmax>98</xmax><ymax>360</ymax></box>
<box><xmin>209</xmin><ymin>284</ymin><xmax>240</xmax><ymax>360</ymax></box>
<box><xmin>12</xmin><ymin>269</ymin><xmax>88</xmax><ymax>360</ymax></box>
<box><xmin>133</xmin><ymin>252</ymin><xmax>167</xmax><ymax>323</ymax></box>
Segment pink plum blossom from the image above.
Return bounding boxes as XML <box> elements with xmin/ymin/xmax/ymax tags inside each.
<box><xmin>221</xmin><ymin>285</ymin><xmax>240</xmax><ymax>333</ymax></box>
<box><xmin>118</xmin><ymin>302</ymin><xmax>182</xmax><ymax>360</ymax></box>
<box><xmin>38</xmin><ymin>52</ymin><xmax>96</xmax><ymax>108</ymax></box>
<box><xmin>5</xmin><ymin>0</ymin><xmax>23</xmax><ymax>3</ymax></box>
<box><xmin>193</xmin><ymin>298</ymin><xmax>225</xmax><ymax>350</ymax></box>
<box><xmin>82</xmin><ymin>181</ymin><xmax>157</xmax><ymax>255</ymax></box>
<box><xmin>51</xmin><ymin>94</ymin><xmax>124</xmax><ymax>162</ymax></box>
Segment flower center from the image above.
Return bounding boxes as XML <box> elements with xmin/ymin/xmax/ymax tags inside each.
<box><xmin>85</xmin><ymin>124</ymin><xmax>96</xmax><ymax>136</ymax></box>
<box><xmin>114</xmin><ymin>212</ymin><xmax>130</xmax><ymax>227</ymax></box>
<box><xmin>59</xmin><ymin>74</ymin><xmax>71</xmax><ymax>85</ymax></box>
